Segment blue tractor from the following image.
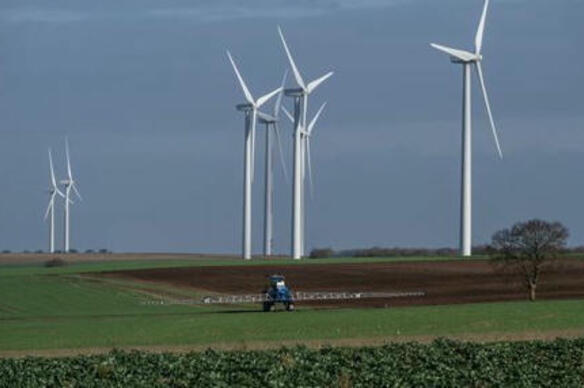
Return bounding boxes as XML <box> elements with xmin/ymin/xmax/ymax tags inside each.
<box><xmin>263</xmin><ymin>275</ymin><xmax>295</xmax><ymax>312</ymax></box>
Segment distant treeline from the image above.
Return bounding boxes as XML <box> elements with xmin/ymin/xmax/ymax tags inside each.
<box><xmin>1</xmin><ymin>249</ymin><xmax>112</xmax><ymax>254</ymax></box>
<box><xmin>309</xmin><ymin>246</ymin><xmax>584</xmax><ymax>259</ymax></box>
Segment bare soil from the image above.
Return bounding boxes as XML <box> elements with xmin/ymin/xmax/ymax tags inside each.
<box><xmin>101</xmin><ymin>259</ymin><xmax>584</xmax><ymax>307</ymax></box>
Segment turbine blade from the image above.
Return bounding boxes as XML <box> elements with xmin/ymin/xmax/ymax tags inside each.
<box><xmin>72</xmin><ymin>183</ymin><xmax>83</xmax><ymax>201</ymax></box>
<box><xmin>257</xmin><ymin>111</ymin><xmax>276</xmax><ymax>122</ymax></box>
<box><xmin>430</xmin><ymin>43</ymin><xmax>477</xmax><ymax>62</ymax></box>
<box><xmin>56</xmin><ymin>188</ymin><xmax>66</xmax><ymax>198</ymax></box>
<box><xmin>306</xmin><ymin>138</ymin><xmax>314</xmax><ymax>199</ymax></box>
<box><xmin>282</xmin><ymin>107</ymin><xmax>295</xmax><ymax>124</ymax></box>
<box><xmin>308</xmin><ymin>102</ymin><xmax>327</xmax><ymax>134</ymax></box>
<box><xmin>274</xmin><ymin>123</ymin><xmax>289</xmax><ymax>183</ymax></box>
<box><xmin>475</xmin><ymin>0</ymin><xmax>489</xmax><ymax>54</ymax></box>
<box><xmin>66</xmin><ymin>188</ymin><xmax>74</xmax><ymax>205</ymax></box>
<box><xmin>475</xmin><ymin>62</ymin><xmax>503</xmax><ymax>159</ymax></box>
<box><xmin>48</xmin><ymin>148</ymin><xmax>57</xmax><ymax>188</ymax></box>
<box><xmin>274</xmin><ymin>70</ymin><xmax>288</xmax><ymax>118</ymax></box>
<box><xmin>44</xmin><ymin>197</ymin><xmax>53</xmax><ymax>220</ymax></box>
<box><xmin>256</xmin><ymin>87</ymin><xmax>282</xmax><ymax>108</ymax></box>
<box><xmin>277</xmin><ymin>26</ymin><xmax>306</xmax><ymax>90</ymax></box>
<box><xmin>307</xmin><ymin>72</ymin><xmax>334</xmax><ymax>94</ymax></box>
<box><xmin>65</xmin><ymin>137</ymin><xmax>72</xmax><ymax>180</ymax></box>
<box><xmin>226</xmin><ymin>51</ymin><xmax>255</xmax><ymax>105</ymax></box>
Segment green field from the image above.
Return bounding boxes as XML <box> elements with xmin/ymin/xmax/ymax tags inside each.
<box><xmin>1</xmin><ymin>256</ymin><xmax>583</xmax><ymax>355</ymax></box>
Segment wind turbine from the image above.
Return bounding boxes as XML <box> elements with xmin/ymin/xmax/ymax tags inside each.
<box><xmin>278</xmin><ymin>26</ymin><xmax>333</xmax><ymax>259</ymax></box>
<box><xmin>256</xmin><ymin>71</ymin><xmax>289</xmax><ymax>257</ymax></box>
<box><xmin>226</xmin><ymin>51</ymin><xmax>282</xmax><ymax>260</ymax></box>
<box><xmin>61</xmin><ymin>138</ymin><xmax>82</xmax><ymax>253</ymax></box>
<box><xmin>430</xmin><ymin>0</ymin><xmax>503</xmax><ymax>257</ymax></box>
<box><xmin>45</xmin><ymin>148</ymin><xmax>65</xmax><ymax>253</ymax></box>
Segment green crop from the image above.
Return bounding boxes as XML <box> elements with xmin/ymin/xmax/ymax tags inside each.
<box><xmin>2</xmin><ymin>338</ymin><xmax>584</xmax><ymax>387</ymax></box>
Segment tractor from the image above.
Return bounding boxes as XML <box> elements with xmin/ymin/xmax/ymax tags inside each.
<box><xmin>263</xmin><ymin>275</ymin><xmax>295</xmax><ymax>312</ymax></box>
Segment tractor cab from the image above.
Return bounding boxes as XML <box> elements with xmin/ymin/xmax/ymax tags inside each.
<box><xmin>269</xmin><ymin>275</ymin><xmax>286</xmax><ymax>290</ymax></box>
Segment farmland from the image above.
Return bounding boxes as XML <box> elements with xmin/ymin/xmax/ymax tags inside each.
<box><xmin>1</xmin><ymin>254</ymin><xmax>584</xmax><ymax>356</ymax></box>
<box><xmin>1</xmin><ymin>253</ymin><xmax>584</xmax><ymax>385</ymax></box>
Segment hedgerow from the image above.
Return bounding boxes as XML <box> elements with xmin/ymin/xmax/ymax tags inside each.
<box><xmin>1</xmin><ymin>338</ymin><xmax>583</xmax><ymax>387</ymax></box>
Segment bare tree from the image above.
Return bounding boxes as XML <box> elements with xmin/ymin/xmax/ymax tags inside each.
<box><xmin>489</xmin><ymin>219</ymin><xmax>569</xmax><ymax>301</ymax></box>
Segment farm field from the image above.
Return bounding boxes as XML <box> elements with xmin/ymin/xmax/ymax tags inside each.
<box><xmin>102</xmin><ymin>258</ymin><xmax>584</xmax><ymax>307</ymax></box>
<box><xmin>1</xmin><ymin>254</ymin><xmax>584</xmax><ymax>356</ymax></box>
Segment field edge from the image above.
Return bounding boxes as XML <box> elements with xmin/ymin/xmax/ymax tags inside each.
<box><xmin>2</xmin><ymin>329</ymin><xmax>584</xmax><ymax>359</ymax></box>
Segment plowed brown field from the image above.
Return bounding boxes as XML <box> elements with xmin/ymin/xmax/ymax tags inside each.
<box><xmin>101</xmin><ymin>259</ymin><xmax>584</xmax><ymax>307</ymax></box>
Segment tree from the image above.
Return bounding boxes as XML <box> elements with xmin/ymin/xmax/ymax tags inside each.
<box><xmin>309</xmin><ymin>248</ymin><xmax>335</xmax><ymax>259</ymax></box>
<box><xmin>489</xmin><ymin>219</ymin><xmax>569</xmax><ymax>301</ymax></box>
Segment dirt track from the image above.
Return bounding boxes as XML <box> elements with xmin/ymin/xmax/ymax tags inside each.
<box><xmin>102</xmin><ymin>259</ymin><xmax>584</xmax><ymax>307</ymax></box>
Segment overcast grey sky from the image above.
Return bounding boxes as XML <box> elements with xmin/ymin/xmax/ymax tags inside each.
<box><xmin>0</xmin><ymin>0</ymin><xmax>582</xmax><ymax>254</ymax></box>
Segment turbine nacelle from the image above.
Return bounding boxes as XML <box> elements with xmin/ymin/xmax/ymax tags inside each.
<box><xmin>450</xmin><ymin>53</ymin><xmax>482</xmax><ymax>64</ymax></box>
<box><xmin>430</xmin><ymin>44</ymin><xmax>481</xmax><ymax>63</ymax></box>
<box><xmin>236</xmin><ymin>103</ymin><xmax>254</xmax><ymax>112</ymax></box>
<box><xmin>284</xmin><ymin>88</ymin><xmax>304</xmax><ymax>97</ymax></box>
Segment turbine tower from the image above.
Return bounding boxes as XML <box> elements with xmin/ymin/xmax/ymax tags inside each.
<box><xmin>430</xmin><ymin>0</ymin><xmax>503</xmax><ymax>257</ymax></box>
<box><xmin>257</xmin><ymin>72</ymin><xmax>289</xmax><ymax>257</ymax></box>
<box><xmin>278</xmin><ymin>26</ymin><xmax>333</xmax><ymax>259</ymax></box>
<box><xmin>45</xmin><ymin>148</ymin><xmax>65</xmax><ymax>253</ymax></box>
<box><xmin>61</xmin><ymin>138</ymin><xmax>82</xmax><ymax>253</ymax></box>
<box><xmin>227</xmin><ymin>51</ymin><xmax>282</xmax><ymax>260</ymax></box>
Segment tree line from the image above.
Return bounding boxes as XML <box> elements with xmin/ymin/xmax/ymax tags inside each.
<box><xmin>311</xmin><ymin>219</ymin><xmax>572</xmax><ymax>302</ymax></box>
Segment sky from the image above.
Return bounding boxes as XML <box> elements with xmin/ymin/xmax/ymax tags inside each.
<box><xmin>0</xmin><ymin>0</ymin><xmax>582</xmax><ymax>254</ymax></box>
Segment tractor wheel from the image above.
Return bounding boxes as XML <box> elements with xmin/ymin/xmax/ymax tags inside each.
<box><xmin>263</xmin><ymin>302</ymin><xmax>273</xmax><ymax>312</ymax></box>
<box><xmin>286</xmin><ymin>303</ymin><xmax>295</xmax><ymax>312</ymax></box>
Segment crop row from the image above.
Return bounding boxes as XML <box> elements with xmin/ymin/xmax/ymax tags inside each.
<box><xmin>1</xmin><ymin>338</ymin><xmax>583</xmax><ymax>387</ymax></box>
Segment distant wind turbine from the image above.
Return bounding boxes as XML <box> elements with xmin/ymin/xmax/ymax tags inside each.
<box><xmin>278</xmin><ymin>26</ymin><xmax>333</xmax><ymax>259</ymax></box>
<box><xmin>61</xmin><ymin>138</ymin><xmax>82</xmax><ymax>253</ymax></box>
<box><xmin>45</xmin><ymin>148</ymin><xmax>65</xmax><ymax>253</ymax></box>
<box><xmin>226</xmin><ymin>50</ymin><xmax>282</xmax><ymax>260</ymax></box>
<box><xmin>430</xmin><ymin>0</ymin><xmax>503</xmax><ymax>257</ymax></box>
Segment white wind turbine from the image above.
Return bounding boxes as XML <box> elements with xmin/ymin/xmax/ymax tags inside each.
<box><xmin>256</xmin><ymin>71</ymin><xmax>289</xmax><ymax>257</ymax></box>
<box><xmin>61</xmin><ymin>138</ymin><xmax>82</xmax><ymax>253</ymax></box>
<box><xmin>44</xmin><ymin>148</ymin><xmax>65</xmax><ymax>253</ymax></box>
<box><xmin>227</xmin><ymin>51</ymin><xmax>282</xmax><ymax>260</ymax></box>
<box><xmin>430</xmin><ymin>0</ymin><xmax>503</xmax><ymax>257</ymax></box>
<box><xmin>278</xmin><ymin>26</ymin><xmax>333</xmax><ymax>259</ymax></box>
